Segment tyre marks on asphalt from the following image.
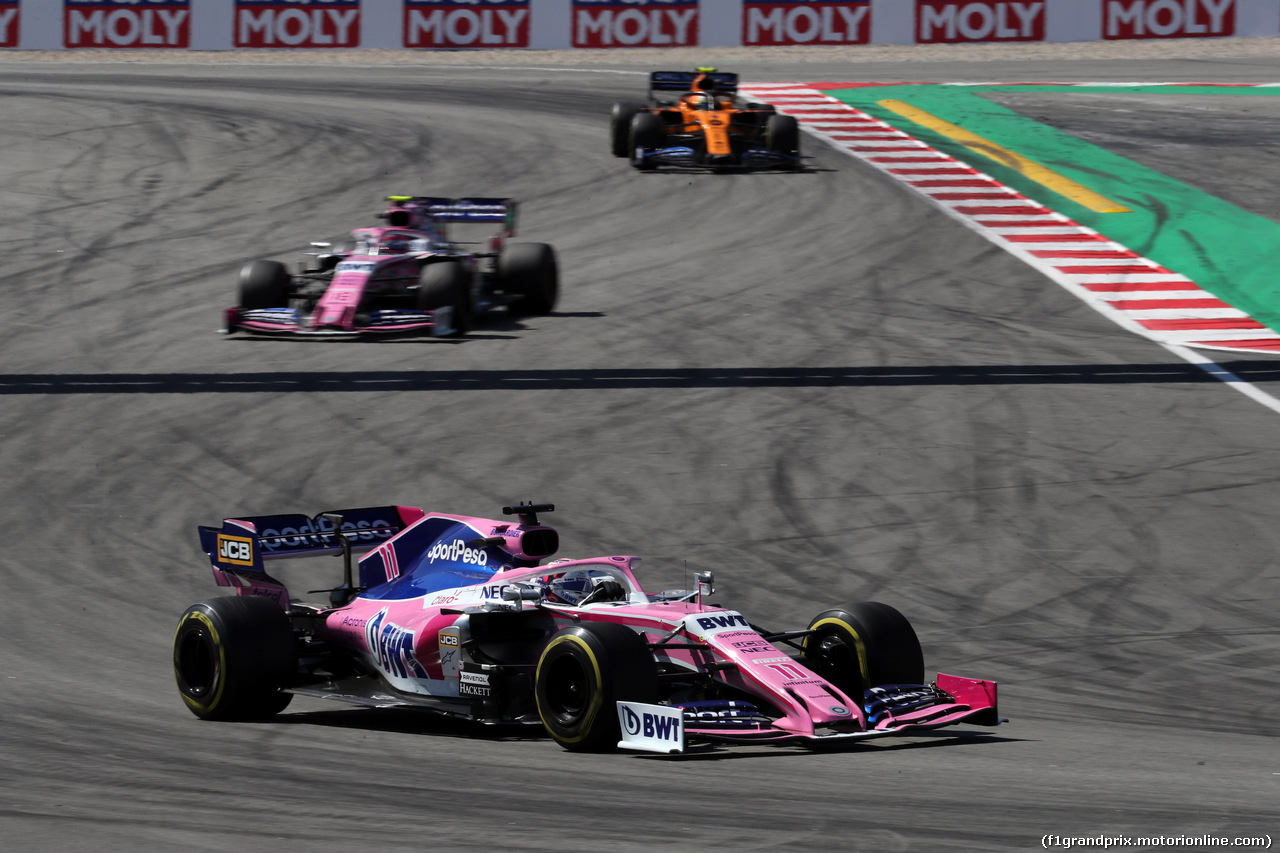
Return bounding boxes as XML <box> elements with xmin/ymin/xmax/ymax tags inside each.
<box><xmin>740</xmin><ymin>83</ymin><xmax>1280</xmax><ymax>357</ymax></box>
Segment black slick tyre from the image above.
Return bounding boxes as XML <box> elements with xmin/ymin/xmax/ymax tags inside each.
<box><xmin>629</xmin><ymin>111</ymin><xmax>664</xmax><ymax>171</ymax></box>
<box><xmin>173</xmin><ymin>596</ymin><xmax>297</xmax><ymax>721</ymax></box>
<box><xmin>237</xmin><ymin>260</ymin><xmax>291</xmax><ymax>309</ymax></box>
<box><xmin>499</xmin><ymin>242</ymin><xmax>558</xmax><ymax>317</ymax></box>
<box><xmin>535</xmin><ymin>622</ymin><xmax>658</xmax><ymax>752</ymax></box>
<box><xmin>417</xmin><ymin>261</ymin><xmax>471</xmax><ymax>336</ymax></box>
<box><xmin>610</xmin><ymin>101</ymin><xmax>643</xmax><ymax>157</ymax></box>
<box><xmin>765</xmin><ymin>113</ymin><xmax>801</xmax><ymax>166</ymax></box>
<box><xmin>801</xmin><ymin>602</ymin><xmax>924</xmax><ymax>698</ymax></box>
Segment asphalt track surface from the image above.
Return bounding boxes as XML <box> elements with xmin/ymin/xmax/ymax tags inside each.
<box><xmin>2</xmin><ymin>52</ymin><xmax>1279</xmax><ymax>852</ymax></box>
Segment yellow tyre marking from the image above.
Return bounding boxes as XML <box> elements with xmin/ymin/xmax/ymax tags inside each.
<box><xmin>877</xmin><ymin>99</ymin><xmax>1131</xmax><ymax>214</ymax></box>
<box><xmin>810</xmin><ymin>616</ymin><xmax>870</xmax><ymax>688</ymax></box>
<box><xmin>174</xmin><ymin>609</ymin><xmax>226</xmax><ymax>714</ymax></box>
<box><xmin>536</xmin><ymin>633</ymin><xmax>604</xmax><ymax>744</ymax></box>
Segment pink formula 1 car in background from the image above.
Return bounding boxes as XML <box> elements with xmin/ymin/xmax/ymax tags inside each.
<box><xmin>173</xmin><ymin>503</ymin><xmax>999</xmax><ymax>753</ymax></box>
<box><xmin>222</xmin><ymin>196</ymin><xmax>558</xmax><ymax>337</ymax></box>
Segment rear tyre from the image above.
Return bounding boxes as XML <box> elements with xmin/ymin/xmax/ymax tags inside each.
<box><xmin>535</xmin><ymin>623</ymin><xmax>658</xmax><ymax>752</ymax></box>
<box><xmin>173</xmin><ymin>596</ymin><xmax>296</xmax><ymax>721</ymax></box>
<box><xmin>801</xmin><ymin>602</ymin><xmax>924</xmax><ymax>698</ymax></box>
<box><xmin>629</xmin><ymin>111</ymin><xmax>664</xmax><ymax>171</ymax></box>
<box><xmin>237</xmin><ymin>260</ymin><xmax>291</xmax><ymax>309</ymax></box>
<box><xmin>610</xmin><ymin>101</ymin><xmax>643</xmax><ymax>157</ymax></box>
<box><xmin>765</xmin><ymin>113</ymin><xmax>801</xmax><ymax>167</ymax></box>
<box><xmin>499</xmin><ymin>242</ymin><xmax>558</xmax><ymax>317</ymax></box>
<box><xmin>417</xmin><ymin>261</ymin><xmax>471</xmax><ymax>336</ymax></box>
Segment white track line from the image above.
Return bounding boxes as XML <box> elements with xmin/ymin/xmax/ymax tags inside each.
<box><xmin>740</xmin><ymin>83</ymin><xmax>1280</xmax><ymax>412</ymax></box>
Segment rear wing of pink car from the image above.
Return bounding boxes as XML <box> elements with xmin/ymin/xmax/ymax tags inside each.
<box><xmin>198</xmin><ymin>506</ymin><xmax>426</xmax><ymax>576</ymax></box>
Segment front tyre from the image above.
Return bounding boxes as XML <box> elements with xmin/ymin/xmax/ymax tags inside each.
<box><xmin>173</xmin><ymin>596</ymin><xmax>297</xmax><ymax>721</ymax></box>
<box><xmin>237</xmin><ymin>260</ymin><xmax>291</xmax><ymax>309</ymax></box>
<box><xmin>417</xmin><ymin>261</ymin><xmax>472</xmax><ymax>336</ymax></box>
<box><xmin>535</xmin><ymin>623</ymin><xmax>658</xmax><ymax>752</ymax></box>
<box><xmin>610</xmin><ymin>101</ymin><xmax>643</xmax><ymax>157</ymax></box>
<box><xmin>765</xmin><ymin>113</ymin><xmax>801</xmax><ymax>167</ymax></box>
<box><xmin>629</xmin><ymin>111</ymin><xmax>664</xmax><ymax>171</ymax></box>
<box><xmin>801</xmin><ymin>602</ymin><xmax>924</xmax><ymax>697</ymax></box>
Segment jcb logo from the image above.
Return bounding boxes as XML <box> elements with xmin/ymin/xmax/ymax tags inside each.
<box><xmin>217</xmin><ymin>535</ymin><xmax>254</xmax><ymax>565</ymax></box>
<box><xmin>438</xmin><ymin>632</ymin><xmax>460</xmax><ymax>646</ymax></box>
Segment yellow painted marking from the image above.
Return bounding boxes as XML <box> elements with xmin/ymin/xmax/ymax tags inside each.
<box><xmin>877</xmin><ymin>99</ymin><xmax>1131</xmax><ymax>214</ymax></box>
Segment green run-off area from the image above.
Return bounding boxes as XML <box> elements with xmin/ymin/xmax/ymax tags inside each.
<box><xmin>822</xmin><ymin>84</ymin><xmax>1280</xmax><ymax>330</ymax></box>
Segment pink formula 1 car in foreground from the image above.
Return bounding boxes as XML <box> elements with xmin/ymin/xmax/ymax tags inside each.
<box><xmin>222</xmin><ymin>196</ymin><xmax>557</xmax><ymax>337</ymax></box>
<box><xmin>174</xmin><ymin>503</ymin><xmax>999</xmax><ymax>753</ymax></box>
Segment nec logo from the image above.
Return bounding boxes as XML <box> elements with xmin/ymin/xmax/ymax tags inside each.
<box><xmin>621</xmin><ymin>705</ymin><xmax>681</xmax><ymax>741</ymax></box>
<box><xmin>217</xmin><ymin>535</ymin><xmax>253</xmax><ymax>565</ymax></box>
<box><xmin>695</xmin><ymin>613</ymin><xmax>749</xmax><ymax>631</ymax></box>
<box><xmin>480</xmin><ymin>583</ymin><xmax>510</xmax><ymax>599</ymax></box>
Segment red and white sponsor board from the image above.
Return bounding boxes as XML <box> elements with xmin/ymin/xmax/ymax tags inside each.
<box><xmin>743</xmin><ymin>1</ymin><xmax>871</xmax><ymax>46</ymax></box>
<box><xmin>0</xmin><ymin>1</ymin><xmax>18</xmax><ymax>47</ymax></box>
<box><xmin>235</xmin><ymin>0</ymin><xmax>362</xmax><ymax>48</ymax></box>
<box><xmin>0</xmin><ymin>0</ymin><xmax>1273</xmax><ymax>50</ymax></box>
<box><xmin>915</xmin><ymin>0</ymin><xmax>1046</xmax><ymax>43</ymax></box>
<box><xmin>1103</xmin><ymin>0</ymin><xmax>1236</xmax><ymax>40</ymax></box>
<box><xmin>403</xmin><ymin>0</ymin><xmax>529</xmax><ymax>49</ymax></box>
<box><xmin>572</xmin><ymin>0</ymin><xmax>698</xmax><ymax>48</ymax></box>
<box><xmin>64</xmin><ymin>0</ymin><xmax>190</xmax><ymax>48</ymax></box>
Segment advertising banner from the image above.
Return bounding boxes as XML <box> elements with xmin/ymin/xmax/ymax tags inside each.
<box><xmin>742</xmin><ymin>1</ymin><xmax>872</xmax><ymax>46</ymax></box>
<box><xmin>1102</xmin><ymin>0</ymin><xmax>1236</xmax><ymax>39</ymax></box>
<box><xmin>1</xmin><ymin>0</ymin><xmax>1272</xmax><ymax>51</ymax></box>
<box><xmin>64</xmin><ymin>0</ymin><xmax>191</xmax><ymax>48</ymax></box>
<box><xmin>234</xmin><ymin>0</ymin><xmax>362</xmax><ymax>48</ymax></box>
<box><xmin>0</xmin><ymin>1</ymin><xmax>18</xmax><ymax>47</ymax></box>
<box><xmin>572</xmin><ymin>0</ymin><xmax>699</xmax><ymax>48</ymax></box>
<box><xmin>915</xmin><ymin>0</ymin><xmax>1047</xmax><ymax>43</ymax></box>
<box><xmin>403</xmin><ymin>0</ymin><xmax>530</xmax><ymax>48</ymax></box>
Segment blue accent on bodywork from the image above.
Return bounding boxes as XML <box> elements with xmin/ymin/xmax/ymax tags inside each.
<box><xmin>863</xmin><ymin>684</ymin><xmax>946</xmax><ymax>725</ymax></box>
<box><xmin>359</xmin><ymin>517</ymin><xmax>504</xmax><ymax>600</ymax></box>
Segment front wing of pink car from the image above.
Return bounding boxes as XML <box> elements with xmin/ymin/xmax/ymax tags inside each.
<box><xmin>618</xmin><ymin>673</ymin><xmax>998</xmax><ymax>753</ymax></box>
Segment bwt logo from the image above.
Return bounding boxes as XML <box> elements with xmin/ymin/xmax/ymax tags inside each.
<box><xmin>217</xmin><ymin>535</ymin><xmax>254</xmax><ymax>565</ymax></box>
<box><xmin>694</xmin><ymin>613</ymin><xmax>750</xmax><ymax>632</ymax></box>
<box><xmin>573</xmin><ymin>0</ymin><xmax>698</xmax><ymax>48</ymax></box>
<box><xmin>404</xmin><ymin>0</ymin><xmax>530</xmax><ymax>48</ymax></box>
<box><xmin>744</xmin><ymin>2</ymin><xmax>870</xmax><ymax>46</ymax></box>
<box><xmin>1104</xmin><ymin>0</ymin><xmax>1234</xmax><ymax>39</ymax></box>
<box><xmin>0</xmin><ymin>3</ymin><xmax>18</xmax><ymax>48</ymax></box>
<box><xmin>64</xmin><ymin>0</ymin><xmax>190</xmax><ymax>48</ymax></box>
<box><xmin>916</xmin><ymin>0</ymin><xmax>1045</xmax><ymax>43</ymax></box>
<box><xmin>621</xmin><ymin>705</ymin><xmax>681</xmax><ymax>741</ymax></box>
<box><xmin>235</xmin><ymin>0</ymin><xmax>361</xmax><ymax>48</ymax></box>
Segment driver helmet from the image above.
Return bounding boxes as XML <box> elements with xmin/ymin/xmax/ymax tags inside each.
<box><xmin>685</xmin><ymin>92</ymin><xmax>715</xmax><ymax>111</ymax></box>
<box><xmin>545</xmin><ymin>569</ymin><xmax>626</xmax><ymax>605</ymax></box>
<box><xmin>382</xmin><ymin>236</ymin><xmax>410</xmax><ymax>255</ymax></box>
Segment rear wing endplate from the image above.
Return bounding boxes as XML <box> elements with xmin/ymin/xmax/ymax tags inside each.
<box><xmin>199</xmin><ymin>505</ymin><xmax>425</xmax><ymax>575</ymax></box>
<box><xmin>649</xmin><ymin>70</ymin><xmax>739</xmax><ymax>95</ymax></box>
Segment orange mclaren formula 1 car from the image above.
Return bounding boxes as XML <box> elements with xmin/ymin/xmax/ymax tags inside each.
<box><xmin>610</xmin><ymin>69</ymin><xmax>800</xmax><ymax>172</ymax></box>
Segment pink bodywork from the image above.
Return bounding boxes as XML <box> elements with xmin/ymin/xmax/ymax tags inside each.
<box><xmin>233</xmin><ymin>225</ymin><xmax>462</xmax><ymax>335</ymax></box>
<box><xmin>209</xmin><ymin>509</ymin><xmax>996</xmax><ymax>741</ymax></box>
